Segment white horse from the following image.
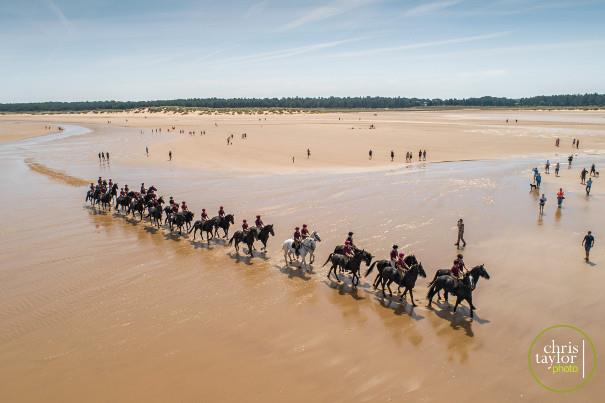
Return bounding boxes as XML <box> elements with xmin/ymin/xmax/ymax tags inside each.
<box><xmin>282</xmin><ymin>231</ymin><xmax>321</xmax><ymax>271</ymax></box>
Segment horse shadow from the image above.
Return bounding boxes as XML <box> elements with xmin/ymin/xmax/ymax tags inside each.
<box><xmin>144</xmin><ymin>226</ymin><xmax>159</xmax><ymax>235</ymax></box>
<box><xmin>163</xmin><ymin>232</ymin><xmax>183</xmax><ymax>242</ymax></box>
<box><xmin>189</xmin><ymin>240</ymin><xmax>211</xmax><ymax>250</ymax></box>
<box><xmin>227</xmin><ymin>252</ymin><xmax>254</xmax><ymax>265</ymax></box>
<box><xmin>373</xmin><ymin>293</ymin><xmax>425</xmax><ymax>321</ymax></box>
<box><xmin>84</xmin><ymin>206</ymin><xmax>107</xmax><ymax>216</ymax></box>
<box><xmin>322</xmin><ymin>279</ymin><xmax>365</xmax><ymax>301</ymax></box>
<box><xmin>428</xmin><ymin>300</ymin><xmax>490</xmax><ymax>336</ymax></box>
<box><xmin>276</xmin><ymin>264</ymin><xmax>312</xmax><ymax>281</ymax></box>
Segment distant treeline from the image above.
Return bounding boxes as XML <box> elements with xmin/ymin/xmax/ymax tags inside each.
<box><xmin>2</xmin><ymin>93</ymin><xmax>605</xmax><ymax>112</ymax></box>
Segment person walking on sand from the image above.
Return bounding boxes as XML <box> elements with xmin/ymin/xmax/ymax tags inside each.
<box><xmin>455</xmin><ymin>218</ymin><xmax>466</xmax><ymax>248</ymax></box>
<box><xmin>555</xmin><ymin>137</ymin><xmax>560</xmax><ymax>147</ymax></box>
<box><xmin>573</xmin><ymin>138</ymin><xmax>576</xmax><ymax>147</ymax></box>
<box><xmin>307</xmin><ymin>148</ymin><xmax>311</xmax><ymax>159</ymax></box>
<box><xmin>557</xmin><ymin>188</ymin><xmax>565</xmax><ymax>208</ymax></box>
<box><xmin>292</xmin><ymin>156</ymin><xmax>295</xmax><ymax>164</ymax></box>
<box><xmin>577</xmin><ymin>139</ymin><xmax>580</xmax><ymax>149</ymax></box>
<box><xmin>369</xmin><ymin>149</ymin><xmax>373</xmax><ymax>160</ymax></box>
<box><xmin>169</xmin><ymin>150</ymin><xmax>172</xmax><ymax>161</ymax></box>
<box><xmin>146</xmin><ymin>146</ymin><xmax>149</xmax><ymax>157</ymax></box>
<box><xmin>590</xmin><ymin>163</ymin><xmax>596</xmax><ymax>177</ymax></box>
<box><xmin>586</xmin><ymin>178</ymin><xmax>593</xmax><ymax>195</ymax></box>
<box><xmin>536</xmin><ymin>172</ymin><xmax>542</xmax><ymax>189</ymax></box>
<box><xmin>418</xmin><ymin>149</ymin><xmax>422</xmax><ymax>161</ymax></box>
<box><xmin>581</xmin><ymin>168</ymin><xmax>588</xmax><ymax>184</ymax></box>
<box><xmin>568</xmin><ymin>155</ymin><xmax>573</xmax><ymax>167</ymax></box>
<box><xmin>423</xmin><ymin>150</ymin><xmax>427</xmax><ymax>161</ymax></box>
<box><xmin>582</xmin><ymin>231</ymin><xmax>595</xmax><ymax>262</ymax></box>
<box><xmin>98</xmin><ymin>152</ymin><xmax>101</xmax><ymax>162</ymax></box>
<box><xmin>539</xmin><ymin>194</ymin><xmax>547</xmax><ymax>214</ymax></box>
<box><xmin>390</xmin><ymin>150</ymin><xmax>394</xmax><ymax>162</ymax></box>
<box><xmin>545</xmin><ymin>160</ymin><xmax>550</xmax><ymax>174</ymax></box>
<box><xmin>106</xmin><ymin>152</ymin><xmax>109</xmax><ymax>161</ymax></box>
<box><xmin>555</xmin><ymin>162</ymin><xmax>560</xmax><ymax>176</ymax></box>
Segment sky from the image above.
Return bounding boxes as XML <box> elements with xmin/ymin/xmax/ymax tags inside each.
<box><xmin>1</xmin><ymin>0</ymin><xmax>605</xmax><ymax>102</ymax></box>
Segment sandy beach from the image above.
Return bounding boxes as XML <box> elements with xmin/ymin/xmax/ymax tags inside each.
<box><xmin>0</xmin><ymin>109</ymin><xmax>603</xmax><ymax>402</ymax></box>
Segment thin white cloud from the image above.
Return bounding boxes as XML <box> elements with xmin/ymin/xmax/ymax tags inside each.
<box><xmin>45</xmin><ymin>0</ymin><xmax>74</xmax><ymax>32</ymax></box>
<box><xmin>332</xmin><ymin>31</ymin><xmax>510</xmax><ymax>58</ymax></box>
<box><xmin>403</xmin><ymin>0</ymin><xmax>464</xmax><ymax>17</ymax></box>
<box><xmin>281</xmin><ymin>0</ymin><xmax>379</xmax><ymax>30</ymax></box>
<box><xmin>203</xmin><ymin>38</ymin><xmax>361</xmax><ymax>67</ymax></box>
<box><xmin>245</xmin><ymin>1</ymin><xmax>269</xmax><ymax>19</ymax></box>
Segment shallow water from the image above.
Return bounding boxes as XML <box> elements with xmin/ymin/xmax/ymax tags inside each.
<box><xmin>0</xmin><ymin>121</ymin><xmax>603</xmax><ymax>402</ymax></box>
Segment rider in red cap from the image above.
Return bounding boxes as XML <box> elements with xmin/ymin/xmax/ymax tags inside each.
<box><xmin>181</xmin><ymin>201</ymin><xmax>188</xmax><ymax>211</ymax></box>
<box><xmin>343</xmin><ymin>240</ymin><xmax>354</xmax><ymax>258</ymax></box>
<box><xmin>218</xmin><ymin>206</ymin><xmax>225</xmax><ymax>218</ymax></box>
<box><xmin>301</xmin><ymin>224</ymin><xmax>310</xmax><ymax>238</ymax></box>
<box><xmin>396</xmin><ymin>252</ymin><xmax>408</xmax><ymax>274</ymax></box>
<box><xmin>293</xmin><ymin>226</ymin><xmax>302</xmax><ymax>254</ymax></box>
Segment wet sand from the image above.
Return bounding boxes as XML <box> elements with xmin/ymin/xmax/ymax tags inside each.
<box><xmin>0</xmin><ymin>110</ymin><xmax>604</xmax><ymax>402</ymax></box>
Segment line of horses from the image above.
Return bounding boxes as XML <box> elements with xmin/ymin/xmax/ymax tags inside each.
<box><xmin>85</xmin><ymin>185</ymin><xmax>490</xmax><ymax>319</ymax></box>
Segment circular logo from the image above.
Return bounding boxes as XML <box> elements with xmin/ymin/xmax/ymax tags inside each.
<box><xmin>528</xmin><ymin>324</ymin><xmax>597</xmax><ymax>393</ymax></box>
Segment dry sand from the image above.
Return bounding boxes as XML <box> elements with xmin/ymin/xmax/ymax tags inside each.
<box><xmin>0</xmin><ymin>120</ymin><xmax>60</xmax><ymax>143</ymax></box>
<box><xmin>0</xmin><ymin>110</ymin><xmax>603</xmax><ymax>402</ymax></box>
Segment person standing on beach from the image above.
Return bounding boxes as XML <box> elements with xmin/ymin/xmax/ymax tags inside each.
<box><xmin>369</xmin><ymin>149</ymin><xmax>373</xmax><ymax>160</ymax></box>
<box><xmin>580</xmin><ymin>168</ymin><xmax>588</xmax><ymax>184</ymax></box>
<box><xmin>582</xmin><ymin>231</ymin><xmax>595</xmax><ymax>262</ymax></box>
<box><xmin>573</xmin><ymin>138</ymin><xmax>576</xmax><ymax>147</ymax></box>
<box><xmin>390</xmin><ymin>150</ymin><xmax>394</xmax><ymax>162</ymax></box>
<box><xmin>106</xmin><ymin>152</ymin><xmax>109</xmax><ymax>161</ymax></box>
<box><xmin>555</xmin><ymin>162</ymin><xmax>560</xmax><ymax>176</ymax></box>
<box><xmin>292</xmin><ymin>156</ymin><xmax>295</xmax><ymax>164</ymax></box>
<box><xmin>146</xmin><ymin>146</ymin><xmax>149</xmax><ymax>157</ymax></box>
<box><xmin>568</xmin><ymin>155</ymin><xmax>573</xmax><ymax>167</ymax></box>
<box><xmin>586</xmin><ymin>178</ymin><xmax>593</xmax><ymax>195</ymax></box>
<box><xmin>169</xmin><ymin>150</ymin><xmax>172</xmax><ymax>161</ymax></box>
<box><xmin>307</xmin><ymin>148</ymin><xmax>311</xmax><ymax>159</ymax></box>
<box><xmin>539</xmin><ymin>194</ymin><xmax>547</xmax><ymax>214</ymax></box>
<box><xmin>545</xmin><ymin>160</ymin><xmax>550</xmax><ymax>174</ymax></box>
<box><xmin>556</xmin><ymin>188</ymin><xmax>565</xmax><ymax>208</ymax></box>
<box><xmin>418</xmin><ymin>150</ymin><xmax>422</xmax><ymax>161</ymax></box>
<box><xmin>455</xmin><ymin>219</ymin><xmax>466</xmax><ymax>248</ymax></box>
<box><xmin>423</xmin><ymin>150</ymin><xmax>427</xmax><ymax>161</ymax></box>
<box><xmin>590</xmin><ymin>163</ymin><xmax>596</xmax><ymax>176</ymax></box>
<box><xmin>535</xmin><ymin>172</ymin><xmax>542</xmax><ymax>189</ymax></box>
<box><xmin>577</xmin><ymin>139</ymin><xmax>580</xmax><ymax>149</ymax></box>
<box><xmin>98</xmin><ymin>152</ymin><xmax>101</xmax><ymax>162</ymax></box>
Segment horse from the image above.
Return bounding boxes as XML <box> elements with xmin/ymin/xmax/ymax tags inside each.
<box><xmin>213</xmin><ymin>214</ymin><xmax>234</xmax><ymax>239</ymax></box>
<box><xmin>282</xmin><ymin>231</ymin><xmax>321</xmax><ymax>271</ymax></box>
<box><xmin>99</xmin><ymin>191</ymin><xmax>113</xmax><ymax>211</ymax></box>
<box><xmin>377</xmin><ymin>261</ymin><xmax>426</xmax><ymax>306</ymax></box>
<box><xmin>427</xmin><ymin>264</ymin><xmax>490</xmax><ymax>301</ymax></box>
<box><xmin>128</xmin><ymin>198</ymin><xmax>145</xmax><ymax>221</ymax></box>
<box><xmin>188</xmin><ymin>218</ymin><xmax>218</xmax><ymax>242</ymax></box>
<box><xmin>168</xmin><ymin>211</ymin><xmax>193</xmax><ymax>234</ymax></box>
<box><xmin>115</xmin><ymin>194</ymin><xmax>131</xmax><ymax>213</ymax></box>
<box><xmin>107</xmin><ymin>183</ymin><xmax>118</xmax><ymax>203</ymax></box>
<box><xmin>364</xmin><ymin>255</ymin><xmax>418</xmax><ymax>289</ymax></box>
<box><xmin>145</xmin><ymin>196</ymin><xmax>165</xmax><ymax>228</ymax></box>
<box><xmin>228</xmin><ymin>227</ymin><xmax>260</xmax><ymax>256</ymax></box>
<box><xmin>323</xmin><ymin>249</ymin><xmax>373</xmax><ymax>287</ymax></box>
<box><xmin>256</xmin><ymin>225</ymin><xmax>275</xmax><ymax>251</ymax></box>
<box><xmin>426</xmin><ymin>265</ymin><xmax>490</xmax><ymax>319</ymax></box>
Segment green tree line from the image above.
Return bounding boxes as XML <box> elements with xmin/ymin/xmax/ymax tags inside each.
<box><xmin>1</xmin><ymin>93</ymin><xmax>604</xmax><ymax>112</ymax></box>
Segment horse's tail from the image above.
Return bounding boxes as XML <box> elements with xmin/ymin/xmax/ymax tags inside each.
<box><xmin>427</xmin><ymin>282</ymin><xmax>437</xmax><ymax>299</ymax></box>
<box><xmin>427</xmin><ymin>271</ymin><xmax>441</xmax><ymax>287</ymax></box>
<box><xmin>322</xmin><ymin>253</ymin><xmax>334</xmax><ymax>267</ymax></box>
<box><xmin>364</xmin><ymin>261</ymin><xmax>377</xmax><ymax>277</ymax></box>
<box><xmin>228</xmin><ymin>234</ymin><xmax>235</xmax><ymax>246</ymax></box>
<box><xmin>188</xmin><ymin>224</ymin><xmax>195</xmax><ymax>234</ymax></box>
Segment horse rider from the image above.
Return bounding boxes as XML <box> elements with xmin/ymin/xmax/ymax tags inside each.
<box><xmin>119</xmin><ymin>187</ymin><xmax>125</xmax><ymax>197</ymax></box>
<box><xmin>293</xmin><ymin>226</ymin><xmax>302</xmax><ymax>255</ymax></box>
<box><xmin>140</xmin><ymin>183</ymin><xmax>146</xmax><ymax>194</ymax></box>
<box><xmin>89</xmin><ymin>183</ymin><xmax>95</xmax><ymax>192</ymax></box>
<box><xmin>181</xmin><ymin>201</ymin><xmax>188</xmax><ymax>212</ymax></box>
<box><xmin>343</xmin><ymin>240</ymin><xmax>355</xmax><ymax>259</ymax></box>
<box><xmin>201</xmin><ymin>208</ymin><xmax>208</xmax><ymax>222</ymax></box>
<box><xmin>218</xmin><ymin>206</ymin><xmax>225</xmax><ymax>218</ymax></box>
<box><xmin>97</xmin><ymin>176</ymin><xmax>102</xmax><ymax>186</ymax></box>
<box><xmin>450</xmin><ymin>253</ymin><xmax>466</xmax><ymax>280</ymax></box>
<box><xmin>396</xmin><ymin>252</ymin><xmax>409</xmax><ymax>274</ymax></box>
<box><xmin>242</xmin><ymin>219</ymin><xmax>249</xmax><ymax>235</ymax></box>
<box><xmin>346</xmin><ymin>231</ymin><xmax>355</xmax><ymax>249</ymax></box>
<box><xmin>108</xmin><ymin>178</ymin><xmax>113</xmax><ymax>188</ymax></box>
<box><xmin>301</xmin><ymin>224</ymin><xmax>310</xmax><ymax>238</ymax></box>
<box><xmin>255</xmin><ymin>215</ymin><xmax>264</xmax><ymax>229</ymax></box>
<box><xmin>169</xmin><ymin>196</ymin><xmax>175</xmax><ymax>207</ymax></box>
<box><xmin>171</xmin><ymin>201</ymin><xmax>179</xmax><ymax>214</ymax></box>
<box><xmin>124</xmin><ymin>184</ymin><xmax>129</xmax><ymax>193</ymax></box>
<box><xmin>390</xmin><ymin>244</ymin><xmax>399</xmax><ymax>268</ymax></box>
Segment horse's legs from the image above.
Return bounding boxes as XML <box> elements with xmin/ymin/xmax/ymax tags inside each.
<box><xmin>453</xmin><ymin>296</ymin><xmax>462</xmax><ymax>313</ymax></box>
<box><xmin>409</xmin><ymin>289</ymin><xmax>417</xmax><ymax>307</ymax></box>
<box><xmin>386</xmin><ymin>280</ymin><xmax>393</xmax><ymax>297</ymax></box>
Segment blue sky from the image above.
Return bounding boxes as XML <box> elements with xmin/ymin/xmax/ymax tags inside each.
<box><xmin>1</xmin><ymin>0</ymin><xmax>604</xmax><ymax>102</ymax></box>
